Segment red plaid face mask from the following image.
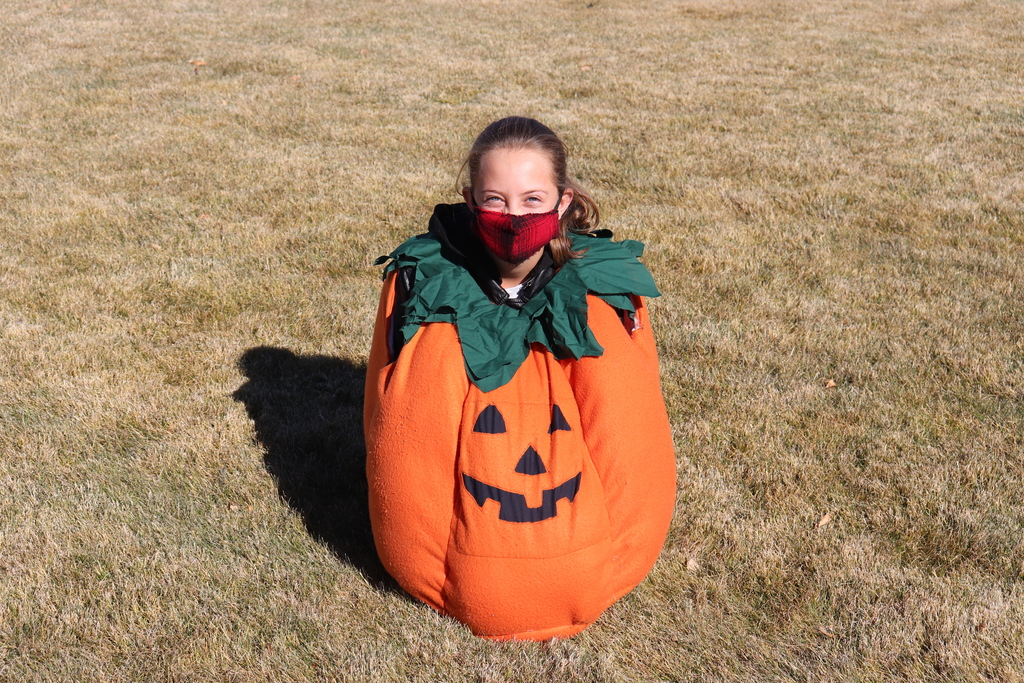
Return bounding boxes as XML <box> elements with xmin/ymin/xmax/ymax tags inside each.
<box><xmin>471</xmin><ymin>204</ymin><xmax>561</xmax><ymax>265</ymax></box>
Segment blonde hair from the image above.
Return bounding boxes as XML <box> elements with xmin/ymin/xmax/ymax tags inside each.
<box><xmin>459</xmin><ymin>117</ymin><xmax>599</xmax><ymax>267</ymax></box>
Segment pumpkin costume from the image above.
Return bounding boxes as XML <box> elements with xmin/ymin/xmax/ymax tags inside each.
<box><xmin>364</xmin><ymin>203</ymin><xmax>675</xmax><ymax>640</ymax></box>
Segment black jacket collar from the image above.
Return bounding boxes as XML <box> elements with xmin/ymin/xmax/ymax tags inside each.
<box><xmin>427</xmin><ymin>203</ymin><xmax>556</xmax><ymax>309</ymax></box>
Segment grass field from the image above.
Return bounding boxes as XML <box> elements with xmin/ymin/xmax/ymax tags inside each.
<box><xmin>2</xmin><ymin>0</ymin><xmax>1023</xmax><ymax>680</ymax></box>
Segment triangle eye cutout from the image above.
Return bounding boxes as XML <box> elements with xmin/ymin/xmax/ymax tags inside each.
<box><xmin>549</xmin><ymin>404</ymin><xmax>572</xmax><ymax>433</ymax></box>
<box><xmin>515</xmin><ymin>446</ymin><xmax>547</xmax><ymax>475</ymax></box>
<box><xmin>473</xmin><ymin>405</ymin><xmax>506</xmax><ymax>434</ymax></box>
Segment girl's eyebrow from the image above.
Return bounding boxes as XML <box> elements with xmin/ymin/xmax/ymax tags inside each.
<box><xmin>479</xmin><ymin>187</ymin><xmax>550</xmax><ymax>195</ymax></box>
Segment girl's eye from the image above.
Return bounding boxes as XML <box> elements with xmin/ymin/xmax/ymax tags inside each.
<box><xmin>483</xmin><ymin>196</ymin><xmax>502</xmax><ymax>203</ymax></box>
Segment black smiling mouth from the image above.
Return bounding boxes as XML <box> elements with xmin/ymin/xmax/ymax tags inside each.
<box><xmin>462</xmin><ymin>472</ymin><xmax>582</xmax><ymax>523</ymax></box>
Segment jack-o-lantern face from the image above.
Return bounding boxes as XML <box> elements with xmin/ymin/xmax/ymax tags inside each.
<box><xmin>462</xmin><ymin>404</ymin><xmax>581</xmax><ymax>523</ymax></box>
<box><xmin>450</xmin><ymin>359</ymin><xmax>611</xmax><ymax>561</ymax></box>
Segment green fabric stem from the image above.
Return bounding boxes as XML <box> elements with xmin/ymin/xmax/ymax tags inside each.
<box><xmin>375</xmin><ymin>231</ymin><xmax>660</xmax><ymax>393</ymax></box>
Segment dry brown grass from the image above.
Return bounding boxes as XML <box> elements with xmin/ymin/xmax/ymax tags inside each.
<box><xmin>2</xmin><ymin>0</ymin><xmax>1023</xmax><ymax>680</ymax></box>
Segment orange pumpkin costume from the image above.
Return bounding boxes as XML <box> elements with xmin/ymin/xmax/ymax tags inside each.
<box><xmin>364</xmin><ymin>204</ymin><xmax>675</xmax><ymax>640</ymax></box>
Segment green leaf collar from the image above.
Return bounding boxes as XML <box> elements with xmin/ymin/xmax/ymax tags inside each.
<box><xmin>375</xmin><ymin>231</ymin><xmax>660</xmax><ymax>393</ymax></box>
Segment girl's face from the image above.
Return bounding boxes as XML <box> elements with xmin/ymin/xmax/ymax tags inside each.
<box><xmin>463</xmin><ymin>147</ymin><xmax>573</xmax><ymax>217</ymax></box>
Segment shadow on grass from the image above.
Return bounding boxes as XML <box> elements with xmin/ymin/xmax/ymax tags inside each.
<box><xmin>232</xmin><ymin>346</ymin><xmax>397</xmax><ymax>590</ymax></box>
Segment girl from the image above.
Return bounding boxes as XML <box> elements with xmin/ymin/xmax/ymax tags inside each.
<box><xmin>364</xmin><ymin>117</ymin><xmax>676</xmax><ymax>640</ymax></box>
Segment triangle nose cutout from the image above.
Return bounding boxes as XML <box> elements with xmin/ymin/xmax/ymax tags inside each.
<box><xmin>549</xmin><ymin>404</ymin><xmax>572</xmax><ymax>433</ymax></box>
<box><xmin>514</xmin><ymin>446</ymin><xmax>547</xmax><ymax>475</ymax></box>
